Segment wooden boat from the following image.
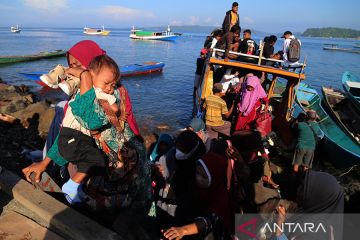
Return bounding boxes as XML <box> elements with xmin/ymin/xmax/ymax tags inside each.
<box><xmin>18</xmin><ymin>62</ymin><xmax>165</xmax><ymax>86</ymax></box>
<box><xmin>0</xmin><ymin>50</ymin><xmax>66</xmax><ymax>64</ymax></box>
<box><xmin>322</xmin><ymin>87</ymin><xmax>360</xmax><ymax>143</ymax></box>
<box><xmin>120</xmin><ymin>62</ymin><xmax>165</xmax><ymax>77</ymax></box>
<box><xmin>323</xmin><ymin>44</ymin><xmax>360</xmax><ymax>54</ymax></box>
<box><xmin>18</xmin><ymin>72</ymin><xmax>48</xmax><ymax>87</ymax></box>
<box><xmin>199</xmin><ymin>48</ymin><xmax>306</xmax><ymax>145</ymax></box>
<box><xmin>293</xmin><ymin>84</ymin><xmax>360</xmax><ymax>168</ymax></box>
<box><xmin>129</xmin><ymin>26</ymin><xmax>179</xmax><ymax>41</ymax></box>
<box><xmin>342</xmin><ymin>71</ymin><xmax>360</xmax><ymax>113</ymax></box>
<box><xmin>10</xmin><ymin>25</ymin><xmax>21</xmax><ymax>33</ymax></box>
<box><xmin>83</xmin><ymin>26</ymin><xmax>110</xmax><ymax>36</ymax></box>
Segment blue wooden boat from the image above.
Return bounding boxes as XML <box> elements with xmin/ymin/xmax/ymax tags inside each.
<box><xmin>19</xmin><ymin>62</ymin><xmax>165</xmax><ymax>86</ymax></box>
<box><xmin>293</xmin><ymin>83</ymin><xmax>360</xmax><ymax>168</ymax></box>
<box><xmin>342</xmin><ymin>71</ymin><xmax>360</xmax><ymax>113</ymax></box>
<box><xmin>18</xmin><ymin>72</ymin><xmax>49</xmax><ymax>87</ymax></box>
<box><xmin>120</xmin><ymin>61</ymin><xmax>165</xmax><ymax>77</ymax></box>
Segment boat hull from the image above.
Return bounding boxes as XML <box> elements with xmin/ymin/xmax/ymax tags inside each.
<box><xmin>323</xmin><ymin>47</ymin><xmax>360</xmax><ymax>54</ymax></box>
<box><xmin>83</xmin><ymin>27</ymin><xmax>110</xmax><ymax>36</ymax></box>
<box><xmin>129</xmin><ymin>34</ymin><xmax>178</xmax><ymax>41</ymax></box>
<box><xmin>342</xmin><ymin>71</ymin><xmax>360</xmax><ymax>113</ymax></box>
<box><xmin>83</xmin><ymin>31</ymin><xmax>110</xmax><ymax>36</ymax></box>
<box><xmin>294</xmin><ymin>84</ymin><xmax>360</xmax><ymax>168</ymax></box>
<box><xmin>0</xmin><ymin>50</ymin><xmax>66</xmax><ymax>64</ymax></box>
<box><xmin>121</xmin><ymin>62</ymin><xmax>165</xmax><ymax>77</ymax></box>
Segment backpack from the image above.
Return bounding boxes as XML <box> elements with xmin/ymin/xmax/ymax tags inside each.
<box><xmin>287</xmin><ymin>38</ymin><xmax>301</xmax><ymax>62</ymax></box>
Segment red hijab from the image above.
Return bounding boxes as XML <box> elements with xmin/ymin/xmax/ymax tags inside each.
<box><xmin>196</xmin><ymin>152</ymin><xmax>234</xmax><ymax>233</ymax></box>
<box><xmin>67</xmin><ymin>40</ymin><xmax>106</xmax><ymax>69</ymax></box>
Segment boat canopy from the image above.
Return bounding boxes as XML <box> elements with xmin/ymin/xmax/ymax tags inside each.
<box><xmin>136</xmin><ymin>31</ymin><xmax>155</xmax><ymax>36</ymax></box>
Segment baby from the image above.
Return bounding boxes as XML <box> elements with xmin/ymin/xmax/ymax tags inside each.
<box><xmin>58</xmin><ymin>55</ymin><xmax>121</xmax><ymax>204</ymax></box>
<box><xmin>41</xmin><ymin>64</ymin><xmax>118</xmax><ymax>114</ymax></box>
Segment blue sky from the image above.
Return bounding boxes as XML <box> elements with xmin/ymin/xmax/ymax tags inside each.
<box><xmin>1</xmin><ymin>0</ymin><xmax>359</xmax><ymax>32</ymax></box>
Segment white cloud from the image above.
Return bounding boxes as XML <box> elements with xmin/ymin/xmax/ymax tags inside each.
<box><xmin>243</xmin><ymin>16</ymin><xmax>254</xmax><ymax>24</ymax></box>
<box><xmin>170</xmin><ymin>20</ymin><xmax>183</xmax><ymax>26</ymax></box>
<box><xmin>23</xmin><ymin>0</ymin><xmax>68</xmax><ymax>11</ymax></box>
<box><xmin>204</xmin><ymin>17</ymin><xmax>213</xmax><ymax>24</ymax></box>
<box><xmin>99</xmin><ymin>6</ymin><xmax>155</xmax><ymax>20</ymax></box>
<box><xmin>189</xmin><ymin>16</ymin><xmax>199</xmax><ymax>25</ymax></box>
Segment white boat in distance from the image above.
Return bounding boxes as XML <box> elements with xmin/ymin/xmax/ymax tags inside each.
<box><xmin>83</xmin><ymin>25</ymin><xmax>110</xmax><ymax>36</ymax></box>
<box><xmin>10</xmin><ymin>25</ymin><xmax>21</xmax><ymax>33</ymax></box>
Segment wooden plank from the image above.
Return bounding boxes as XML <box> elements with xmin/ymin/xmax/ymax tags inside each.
<box><xmin>209</xmin><ymin>58</ymin><xmax>306</xmax><ymax>80</ymax></box>
<box><xmin>0</xmin><ymin>167</ymin><xmax>123</xmax><ymax>240</ymax></box>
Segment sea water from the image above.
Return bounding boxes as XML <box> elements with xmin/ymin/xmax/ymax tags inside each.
<box><xmin>0</xmin><ymin>27</ymin><xmax>359</xmax><ymax>132</ymax></box>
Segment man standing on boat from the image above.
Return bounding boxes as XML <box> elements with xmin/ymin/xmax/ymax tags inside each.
<box><xmin>222</xmin><ymin>2</ymin><xmax>240</xmax><ymax>34</ymax></box>
<box><xmin>281</xmin><ymin>30</ymin><xmax>301</xmax><ymax>66</ymax></box>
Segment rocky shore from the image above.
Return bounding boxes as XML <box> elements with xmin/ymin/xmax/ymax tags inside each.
<box><xmin>0</xmin><ymin>79</ymin><xmax>54</xmax><ymax>174</ymax></box>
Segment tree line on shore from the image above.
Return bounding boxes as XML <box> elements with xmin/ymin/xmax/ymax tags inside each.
<box><xmin>302</xmin><ymin>27</ymin><xmax>360</xmax><ymax>39</ymax></box>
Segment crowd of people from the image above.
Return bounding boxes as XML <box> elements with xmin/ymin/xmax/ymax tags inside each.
<box><xmin>202</xmin><ymin>2</ymin><xmax>301</xmax><ymax>67</ymax></box>
<box><xmin>19</xmin><ymin>2</ymin><xmax>344</xmax><ymax>240</ymax></box>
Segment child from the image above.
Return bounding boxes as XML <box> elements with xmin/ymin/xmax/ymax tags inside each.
<box><xmin>58</xmin><ymin>55</ymin><xmax>121</xmax><ymax>204</ymax></box>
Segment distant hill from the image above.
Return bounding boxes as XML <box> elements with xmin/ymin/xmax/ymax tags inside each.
<box><xmin>302</xmin><ymin>27</ymin><xmax>360</xmax><ymax>39</ymax></box>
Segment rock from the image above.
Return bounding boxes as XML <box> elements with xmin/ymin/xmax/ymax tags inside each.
<box><xmin>343</xmin><ymin>181</ymin><xmax>360</xmax><ymax>212</ymax></box>
<box><xmin>0</xmin><ymin>99</ymin><xmax>28</xmax><ymax>114</ymax></box>
<box><xmin>38</xmin><ymin>107</ymin><xmax>55</xmax><ymax>138</ymax></box>
<box><xmin>11</xmin><ymin>101</ymin><xmax>50</xmax><ymax>129</ymax></box>
<box><xmin>0</xmin><ymin>83</ymin><xmax>33</xmax><ymax>114</ymax></box>
<box><xmin>0</xmin><ymin>114</ymin><xmax>16</xmax><ymax>124</ymax></box>
<box><xmin>17</xmin><ymin>84</ymin><xmax>30</xmax><ymax>93</ymax></box>
<box><xmin>0</xmin><ymin>85</ymin><xmax>33</xmax><ymax>102</ymax></box>
<box><xmin>156</xmin><ymin>124</ymin><xmax>170</xmax><ymax>130</ymax></box>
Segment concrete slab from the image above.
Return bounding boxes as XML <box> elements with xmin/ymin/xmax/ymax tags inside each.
<box><xmin>0</xmin><ymin>167</ymin><xmax>123</xmax><ymax>240</ymax></box>
<box><xmin>0</xmin><ymin>211</ymin><xmax>63</xmax><ymax>240</ymax></box>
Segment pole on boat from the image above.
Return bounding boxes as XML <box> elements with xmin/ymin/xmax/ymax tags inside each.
<box><xmin>257</xmin><ymin>40</ymin><xmax>264</xmax><ymax>65</ymax></box>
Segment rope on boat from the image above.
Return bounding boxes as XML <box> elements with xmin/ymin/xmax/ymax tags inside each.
<box><xmin>338</xmin><ymin>165</ymin><xmax>358</xmax><ymax>178</ymax></box>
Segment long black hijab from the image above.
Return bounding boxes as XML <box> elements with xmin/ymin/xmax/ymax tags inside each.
<box><xmin>289</xmin><ymin>170</ymin><xmax>344</xmax><ymax>240</ymax></box>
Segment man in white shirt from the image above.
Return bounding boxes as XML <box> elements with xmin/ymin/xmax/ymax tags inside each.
<box><xmin>281</xmin><ymin>30</ymin><xmax>301</xmax><ymax>66</ymax></box>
